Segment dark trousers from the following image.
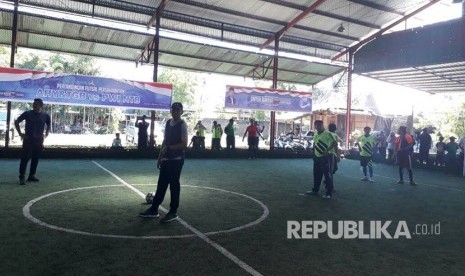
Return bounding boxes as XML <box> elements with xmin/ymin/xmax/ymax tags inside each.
<box><xmin>152</xmin><ymin>159</ymin><xmax>184</xmax><ymax>214</ymax></box>
<box><xmin>226</xmin><ymin>135</ymin><xmax>235</xmax><ymax>149</ymax></box>
<box><xmin>199</xmin><ymin>137</ymin><xmax>205</xmax><ymax>150</ymax></box>
<box><xmin>137</xmin><ymin>136</ymin><xmax>148</xmax><ymax>150</ymax></box>
<box><xmin>19</xmin><ymin>137</ymin><xmax>44</xmax><ymax>179</ymax></box>
<box><xmin>419</xmin><ymin>147</ymin><xmax>429</xmax><ymax>164</ymax></box>
<box><xmin>378</xmin><ymin>147</ymin><xmax>387</xmax><ymax>160</ymax></box>
<box><xmin>313</xmin><ymin>156</ymin><xmax>333</xmax><ymax>196</ymax></box>
<box><xmin>212</xmin><ymin>138</ymin><xmax>221</xmax><ymax>150</ymax></box>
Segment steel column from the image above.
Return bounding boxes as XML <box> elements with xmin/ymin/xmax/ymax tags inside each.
<box><xmin>270</xmin><ymin>39</ymin><xmax>279</xmax><ymax>150</ymax></box>
<box><xmin>149</xmin><ymin>13</ymin><xmax>161</xmax><ymax>148</ymax></box>
<box><xmin>345</xmin><ymin>49</ymin><xmax>353</xmax><ymax>150</ymax></box>
<box><xmin>5</xmin><ymin>0</ymin><xmax>19</xmax><ymax>148</ymax></box>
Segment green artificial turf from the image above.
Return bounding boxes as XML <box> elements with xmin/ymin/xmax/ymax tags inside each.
<box><xmin>0</xmin><ymin>158</ymin><xmax>464</xmax><ymax>276</ymax></box>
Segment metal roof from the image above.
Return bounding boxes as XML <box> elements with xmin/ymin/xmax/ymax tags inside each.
<box><xmin>0</xmin><ymin>0</ymin><xmax>451</xmax><ymax>86</ymax></box>
<box><xmin>354</xmin><ymin>17</ymin><xmax>465</xmax><ymax>94</ymax></box>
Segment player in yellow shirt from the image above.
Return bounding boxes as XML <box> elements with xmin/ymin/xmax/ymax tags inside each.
<box><xmin>356</xmin><ymin>126</ymin><xmax>376</xmax><ymax>182</ymax></box>
<box><xmin>306</xmin><ymin>120</ymin><xmax>337</xmax><ymax>199</ymax></box>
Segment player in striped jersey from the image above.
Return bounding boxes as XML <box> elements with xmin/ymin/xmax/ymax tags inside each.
<box><xmin>356</xmin><ymin>126</ymin><xmax>376</xmax><ymax>182</ymax></box>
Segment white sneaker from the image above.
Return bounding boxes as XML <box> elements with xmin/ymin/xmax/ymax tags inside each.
<box><xmin>368</xmin><ymin>177</ymin><xmax>374</xmax><ymax>182</ymax></box>
<box><xmin>321</xmin><ymin>195</ymin><xmax>332</xmax><ymax>200</ymax></box>
<box><xmin>361</xmin><ymin>177</ymin><xmax>368</xmax><ymax>181</ymax></box>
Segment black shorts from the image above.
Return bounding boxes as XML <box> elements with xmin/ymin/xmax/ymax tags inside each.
<box><xmin>360</xmin><ymin>156</ymin><xmax>372</xmax><ymax>167</ymax></box>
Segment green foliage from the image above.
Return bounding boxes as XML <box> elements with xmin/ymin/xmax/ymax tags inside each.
<box><xmin>157</xmin><ymin>69</ymin><xmax>197</xmax><ymax>107</ymax></box>
<box><xmin>0</xmin><ymin>46</ymin><xmax>10</xmax><ymax>67</ymax></box>
<box><xmin>15</xmin><ymin>51</ymin><xmax>100</xmax><ymax>76</ymax></box>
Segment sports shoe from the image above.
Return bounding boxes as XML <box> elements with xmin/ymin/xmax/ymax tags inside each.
<box><xmin>321</xmin><ymin>194</ymin><xmax>332</xmax><ymax>200</ymax></box>
<box><xmin>368</xmin><ymin>178</ymin><xmax>374</xmax><ymax>182</ymax></box>
<box><xmin>410</xmin><ymin>181</ymin><xmax>417</xmax><ymax>186</ymax></box>
<box><xmin>305</xmin><ymin>190</ymin><xmax>318</xmax><ymax>196</ymax></box>
<box><xmin>361</xmin><ymin>177</ymin><xmax>368</xmax><ymax>181</ymax></box>
<box><xmin>27</xmin><ymin>176</ymin><xmax>39</xmax><ymax>182</ymax></box>
<box><xmin>138</xmin><ymin>208</ymin><xmax>159</xmax><ymax>218</ymax></box>
<box><xmin>19</xmin><ymin>177</ymin><xmax>26</xmax><ymax>185</ymax></box>
<box><xmin>161</xmin><ymin>213</ymin><xmax>178</xmax><ymax>223</ymax></box>
<box><xmin>397</xmin><ymin>180</ymin><xmax>404</xmax><ymax>184</ymax></box>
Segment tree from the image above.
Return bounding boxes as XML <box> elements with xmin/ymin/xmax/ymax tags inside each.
<box><xmin>0</xmin><ymin>46</ymin><xmax>9</xmax><ymax>67</ymax></box>
<box><xmin>158</xmin><ymin>68</ymin><xmax>197</xmax><ymax>108</ymax></box>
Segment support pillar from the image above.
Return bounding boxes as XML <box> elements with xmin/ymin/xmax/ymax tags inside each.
<box><xmin>270</xmin><ymin>39</ymin><xmax>279</xmax><ymax>150</ymax></box>
<box><xmin>149</xmin><ymin>13</ymin><xmax>161</xmax><ymax>148</ymax></box>
<box><xmin>5</xmin><ymin>0</ymin><xmax>19</xmax><ymax>148</ymax></box>
<box><xmin>345</xmin><ymin>49</ymin><xmax>354</xmax><ymax>150</ymax></box>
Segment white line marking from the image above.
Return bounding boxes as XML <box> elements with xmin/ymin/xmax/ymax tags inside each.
<box><xmin>22</xmin><ymin>185</ymin><xmax>268</xmax><ymax>239</ymax></box>
<box><xmin>92</xmin><ymin>161</ymin><xmax>264</xmax><ymax>276</ymax></box>
<box><xmin>374</xmin><ymin>173</ymin><xmax>465</xmax><ymax>193</ymax></box>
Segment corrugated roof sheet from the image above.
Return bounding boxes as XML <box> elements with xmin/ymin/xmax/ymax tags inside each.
<box><xmin>0</xmin><ymin>0</ymin><xmax>451</xmax><ymax>87</ymax></box>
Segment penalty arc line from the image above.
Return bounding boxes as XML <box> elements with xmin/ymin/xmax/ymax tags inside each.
<box><xmin>92</xmin><ymin>161</ymin><xmax>263</xmax><ymax>276</ymax></box>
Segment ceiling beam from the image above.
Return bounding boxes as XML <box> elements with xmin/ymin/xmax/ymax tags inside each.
<box><xmin>332</xmin><ymin>0</ymin><xmax>443</xmax><ymax>61</ymax></box>
<box><xmin>170</xmin><ymin>0</ymin><xmax>358</xmax><ymax>41</ymax></box>
<box><xmin>347</xmin><ymin>0</ymin><xmax>404</xmax><ymax>16</ymax></box>
<box><xmin>260</xmin><ymin>0</ymin><xmax>327</xmax><ymax>49</ymax></box>
<box><xmin>260</xmin><ymin>0</ymin><xmax>380</xmax><ymax>29</ymax></box>
<box><xmin>147</xmin><ymin>0</ymin><xmax>170</xmax><ymax>28</ymax></box>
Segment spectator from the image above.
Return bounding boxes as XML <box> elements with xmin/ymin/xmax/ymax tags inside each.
<box><xmin>224</xmin><ymin>118</ymin><xmax>235</xmax><ymax>150</ymax></box>
<box><xmin>387</xmin><ymin>131</ymin><xmax>396</xmax><ymax>161</ymax></box>
<box><xmin>435</xmin><ymin>136</ymin><xmax>445</xmax><ymax>167</ymax></box>
<box><xmin>135</xmin><ymin>115</ymin><xmax>149</xmax><ymax>150</ymax></box>
<box><xmin>211</xmin><ymin>121</ymin><xmax>222</xmax><ymax>150</ymax></box>
<box><xmin>376</xmin><ymin>131</ymin><xmax>387</xmax><ymax>161</ymax></box>
<box><xmin>418</xmin><ymin>128</ymin><xmax>432</xmax><ymax>165</ymax></box>
<box><xmin>445</xmin><ymin>136</ymin><xmax>459</xmax><ymax>173</ymax></box>
<box><xmin>459</xmin><ymin>135</ymin><xmax>465</xmax><ymax>166</ymax></box>
<box><xmin>111</xmin><ymin>133</ymin><xmax>123</xmax><ymax>148</ymax></box>
<box><xmin>194</xmin><ymin>120</ymin><xmax>206</xmax><ymax>150</ymax></box>
<box><xmin>188</xmin><ymin>131</ymin><xmax>202</xmax><ymax>150</ymax></box>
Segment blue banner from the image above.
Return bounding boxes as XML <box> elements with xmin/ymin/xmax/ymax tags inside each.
<box><xmin>0</xmin><ymin>67</ymin><xmax>172</xmax><ymax>110</ymax></box>
<box><xmin>224</xmin><ymin>85</ymin><xmax>312</xmax><ymax>112</ymax></box>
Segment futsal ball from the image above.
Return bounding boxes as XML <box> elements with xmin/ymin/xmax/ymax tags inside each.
<box><xmin>145</xmin><ymin>192</ymin><xmax>155</xmax><ymax>204</ymax></box>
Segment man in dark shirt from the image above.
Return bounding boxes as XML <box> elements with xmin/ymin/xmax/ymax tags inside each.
<box><xmin>224</xmin><ymin>118</ymin><xmax>235</xmax><ymax>150</ymax></box>
<box><xmin>14</xmin><ymin>98</ymin><xmax>51</xmax><ymax>185</ymax></box>
<box><xmin>418</xmin><ymin>128</ymin><xmax>432</xmax><ymax>165</ymax></box>
<box><xmin>135</xmin><ymin>115</ymin><xmax>149</xmax><ymax>150</ymax></box>
<box><xmin>139</xmin><ymin>102</ymin><xmax>187</xmax><ymax>223</ymax></box>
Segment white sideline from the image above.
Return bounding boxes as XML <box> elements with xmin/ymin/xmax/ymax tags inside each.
<box><xmin>92</xmin><ymin>161</ymin><xmax>263</xmax><ymax>276</ymax></box>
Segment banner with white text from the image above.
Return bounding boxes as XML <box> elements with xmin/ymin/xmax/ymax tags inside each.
<box><xmin>0</xmin><ymin>67</ymin><xmax>172</xmax><ymax>110</ymax></box>
<box><xmin>224</xmin><ymin>85</ymin><xmax>312</xmax><ymax>112</ymax></box>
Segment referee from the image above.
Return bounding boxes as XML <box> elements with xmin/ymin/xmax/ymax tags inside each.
<box><xmin>306</xmin><ymin>120</ymin><xmax>337</xmax><ymax>199</ymax></box>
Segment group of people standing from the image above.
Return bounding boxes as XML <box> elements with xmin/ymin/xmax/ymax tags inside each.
<box><xmin>190</xmin><ymin>118</ymin><xmax>265</xmax><ymax>158</ymax></box>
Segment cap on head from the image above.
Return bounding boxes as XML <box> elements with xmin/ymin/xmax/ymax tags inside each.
<box><xmin>229</xmin><ymin>118</ymin><xmax>234</xmax><ymax>123</ymax></box>
<box><xmin>171</xmin><ymin>102</ymin><xmax>183</xmax><ymax>110</ymax></box>
<box><xmin>450</xmin><ymin>136</ymin><xmax>456</xmax><ymax>140</ymax></box>
<box><xmin>33</xmin><ymin>98</ymin><xmax>44</xmax><ymax>107</ymax></box>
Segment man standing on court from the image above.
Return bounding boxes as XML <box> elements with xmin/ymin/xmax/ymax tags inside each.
<box><xmin>306</xmin><ymin>120</ymin><xmax>337</xmax><ymax>199</ymax></box>
<box><xmin>224</xmin><ymin>118</ymin><xmax>235</xmax><ymax>150</ymax></box>
<box><xmin>14</xmin><ymin>98</ymin><xmax>51</xmax><ymax>185</ymax></box>
<box><xmin>194</xmin><ymin>120</ymin><xmax>206</xmax><ymax>150</ymax></box>
<box><xmin>356</xmin><ymin>126</ymin><xmax>376</xmax><ymax>182</ymax></box>
<box><xmin>395</xmin><ymin>126</ymin><xmax>416</xmax><ymax>185</ymax></box>
<box><xmin>135</xmin><ymin>115</ymin><xmax>149</xmax><ymax>150</ymax></box>
<box><xmin>139</xmin><ymin>102</ymin><xmax>187</xmax><ymax>223</ymax></box>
